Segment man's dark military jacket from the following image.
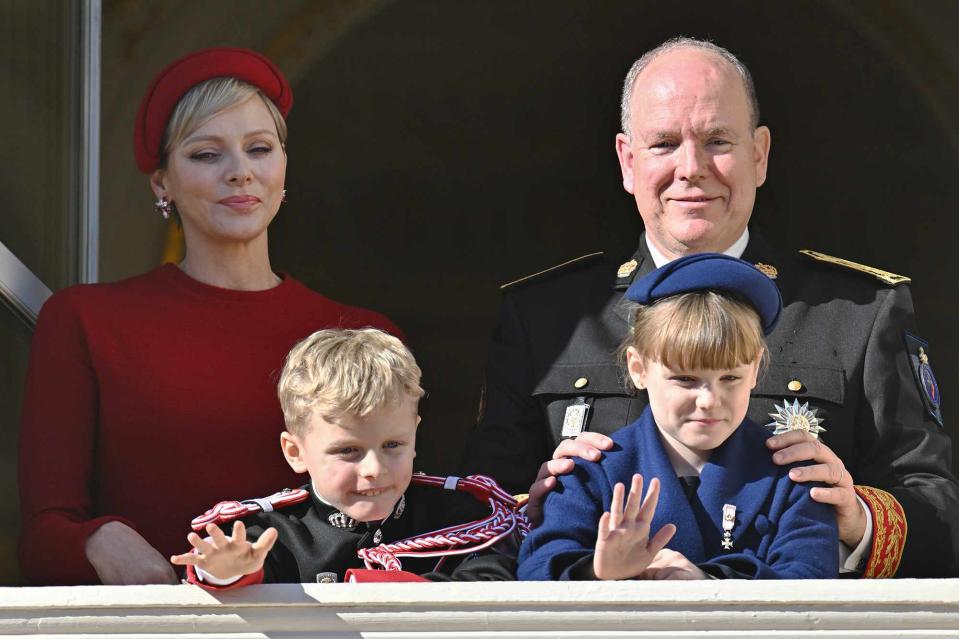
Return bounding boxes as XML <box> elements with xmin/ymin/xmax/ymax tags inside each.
<box><xmin>462</xmin><ymin>229</ymin><xmax>959</xmax><ymax>577</ymax></box>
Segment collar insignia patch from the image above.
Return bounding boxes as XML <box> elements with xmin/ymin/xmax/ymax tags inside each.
<box><xmin>754</xmin><ymin>262</ymin><xmax>778</xmax><ymax>279</ymax></box>
<box><xmin>328</xmin><ymin>511</ymin><xmax>357</xmax><ymax>529</ymax></box>
<box><xmin>617</xmin><ymin>259</ymin><xmax>638</xmax><ymax>279</ymax></box>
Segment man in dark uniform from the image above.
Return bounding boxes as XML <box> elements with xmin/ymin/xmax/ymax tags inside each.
<box><xmin>462</xmin><ymin>37</ymin><xmax>959</xmax><ymax>578</ymax></box>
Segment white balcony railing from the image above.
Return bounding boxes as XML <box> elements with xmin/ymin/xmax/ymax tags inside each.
<box><xmin>2</xmin><ymin>579</ymin><xmax>958</xmax><ymax>637</ymax></box>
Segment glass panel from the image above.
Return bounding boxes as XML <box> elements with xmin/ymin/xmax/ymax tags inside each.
<box><xmin>0</xmin><ymin>1</ymin><xmax>76</xmax><ymax>292</ymax></box>
<box><xmin>0</xmin><ymin>310</ymin><xmax>30</xmax><ymax>585</ymax></box>
<box><xmin>0</xmin><ymin>0</ymin><xmax>79</xmax><ymax>585</ymax></box>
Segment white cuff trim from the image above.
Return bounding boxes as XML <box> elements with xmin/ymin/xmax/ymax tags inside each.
<box><xmin>194</xmin><ymin>565</ymin><xmax>244</xmax><ymax>586</ymax></box>
<box><xmin>839</xmin><ymin>495</ymin><xmax>874</xmax><ymax>573</ymax></box>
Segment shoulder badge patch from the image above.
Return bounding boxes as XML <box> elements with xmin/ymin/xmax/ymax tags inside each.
<box><xmin>799</xmin><ymin>250</ymin><xmax>910</xmax><ymax>286</ymax></box>
<box><xmin>903</xmin><ymin>332</ymin><xmax>942</xmax><ymax>427</ymax></box>
<box><xmin>500</xmin><ymin>252</ymin><xmax>604</xmax><ymax>291</ymax></box>
<box><xmin>191</xmin><ymin>487</ymin><xmax>310</xmax><ymax>531</ymax></box>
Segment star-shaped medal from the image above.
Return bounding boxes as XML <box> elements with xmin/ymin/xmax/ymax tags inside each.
<box><xmin>767</xmin><ymin>398</ymin><xmax>827</xmax><ymax>439</ymax></box>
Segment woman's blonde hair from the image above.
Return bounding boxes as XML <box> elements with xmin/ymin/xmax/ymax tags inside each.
<box><xmin>278</xmin><ymin>328</ymin><xmax>424</xmax><ymax>435</ymax></box>
<box><xmin>621</xmin><ymin>290</ymin><xmax>767</xmax><ymax>372</ymax></box>
<box><xmin>160</xmin><ymin>76</ymin><xmax>288</xmax><ymax>167</ymax></box>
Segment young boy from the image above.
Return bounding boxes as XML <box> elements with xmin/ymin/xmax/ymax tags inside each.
<box><xmin>518</xmin><ymin>254</ymin><xmax>839</xmax><ymax>580</ymax></box>
<box><xmin>172</xmin><ymin>328</ymin><xmax>521</xmax><ymax>586</ymax></box>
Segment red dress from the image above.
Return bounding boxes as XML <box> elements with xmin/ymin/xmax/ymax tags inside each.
<box><xmin>18</xmin><ymin>264</ymin><xmax>401</xmax><ymax>584</ymax></box>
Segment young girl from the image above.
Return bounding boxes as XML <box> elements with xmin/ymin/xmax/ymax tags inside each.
<box><xmin>518</xmin><ymin>253</ymin><xmax>838</xmax><ymax>580</ymax></box>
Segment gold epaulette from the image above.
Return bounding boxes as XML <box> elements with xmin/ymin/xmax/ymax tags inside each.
<box><xmin>500</xmin><ymin>252</ymin><xmax>604</xmax><ymax>291</ymax></box>
<box><xmin>799</xmin><ymin>250</ymin><xmax>911</xmax><ymax>286</ymax></box>
<box><xmin>854</xmin><ymin>485</ymin><xmax>907</xmax><ymax>578</ymax></box>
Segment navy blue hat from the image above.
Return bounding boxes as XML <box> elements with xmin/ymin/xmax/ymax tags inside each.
<box><xmin>624</xmin><ymin>253</ymin><xmax>782</xmax><ymax>335</ymax></box>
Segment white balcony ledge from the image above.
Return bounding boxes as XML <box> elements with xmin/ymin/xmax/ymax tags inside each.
<box><xmin>1</xmin><ymin>579</ymin><xmax>958</xmax><ymax>637</ymax></box>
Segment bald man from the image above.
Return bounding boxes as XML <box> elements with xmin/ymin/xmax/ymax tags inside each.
<box><xmin>462</xmin><ymin>37</ymin><xmax>958</xmax><ymax>578</ymax></box>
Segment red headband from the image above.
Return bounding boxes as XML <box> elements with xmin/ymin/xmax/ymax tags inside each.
<box><xmin>133</xmin><ymin>47</ymin><xmax>293</xmax><ymax>173</ymax></box>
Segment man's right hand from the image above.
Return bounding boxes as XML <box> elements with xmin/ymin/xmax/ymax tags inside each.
<box><xmin>526</xmin><ymin>431</ymin><xmax>614</xmax><ymax>527</ymax></box>
<box><xmin>85</xmin><ymin>521</ymin><xmax>179</xmax><ymax>585</ymax></box>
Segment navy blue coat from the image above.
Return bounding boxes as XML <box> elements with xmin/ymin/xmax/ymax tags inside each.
<box><xmin>518</xmin><ymin>407</ymin><xmax>839</xmax><ymax>580</ymax></box>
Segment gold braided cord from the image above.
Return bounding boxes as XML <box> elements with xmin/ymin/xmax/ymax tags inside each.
<box><xmin>855</xmin><ymin>485</ymin><xmax>907</xmax><ymax>578</ymax></box>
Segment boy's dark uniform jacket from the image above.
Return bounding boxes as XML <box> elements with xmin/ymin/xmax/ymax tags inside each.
<box><xmin>191</xmin><ymin>482</ymin><xmax>517</xmax><ymax>585</ymax></box>
<box><xmin>463</xmin><ymin>228</ymin><xmax>959</xmax><ymax>578</ymax></box>
<box><xmin>518</xmin><ymin>409</ymin><xmax>839</xmax><ymax>580</ymax></box>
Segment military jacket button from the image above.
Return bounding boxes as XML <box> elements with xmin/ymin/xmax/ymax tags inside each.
<box><xmin>787</xmin><ymin>380</ymin><xmax>803</xmax><ymax>392</ymax></box>
<box><xmin>574</xmin><ymin>377</ymin><xmax>588</xmax><ymax>389</ymax></box>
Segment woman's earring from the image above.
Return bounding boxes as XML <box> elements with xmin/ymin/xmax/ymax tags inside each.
<box><xmin>281</xmin><ymin>189</ymin><xmax>288</xmax><ymax>203</ymax></box>
<box><xmin>154</xmin><ymin>197</ymin><xmax>173</xmax><ymax>220</ymax></box>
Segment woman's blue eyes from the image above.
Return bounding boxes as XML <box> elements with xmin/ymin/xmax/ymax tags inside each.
<box><xmin>188</xmin><ymin>146</ymin><xmax>272</xmax><ymax>162</ymax></box>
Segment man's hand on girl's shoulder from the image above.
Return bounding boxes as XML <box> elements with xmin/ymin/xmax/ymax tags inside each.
<box><xmin>526</xmin><ymin>432</ymin><xmax>614</xmax><ymax>527</ymax></box>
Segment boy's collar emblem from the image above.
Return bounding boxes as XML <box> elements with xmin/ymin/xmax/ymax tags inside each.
<box><xmin>328</xmin><ymin>494</ymin><xmax>406</xmax><ymax>534</ymax></box>
<box><xmin>328</xmin><ymin>511</ymin><xmax>357</xmax><ymax>530</ymax></box>
<box><xmin>767</xmin><ymin>398</ymin><xmax>827</xmax><ymax>439</ymax></box>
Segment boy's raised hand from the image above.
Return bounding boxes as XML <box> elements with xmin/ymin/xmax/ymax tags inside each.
<box><xmin>593</xmin><ymin>474</ymin><xmax>676</xmax><ymax>580</ymax></box>
<box><xmin>170</xmin><ymin>520</ymin><xmax>278</xmax><ymax>580</ymax></box>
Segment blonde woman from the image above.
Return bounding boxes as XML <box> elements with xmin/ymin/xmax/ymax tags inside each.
<box><xmin>18</xmin><ymin>48</ymin><xmax>400</xmax><ymax>585</ymax></box>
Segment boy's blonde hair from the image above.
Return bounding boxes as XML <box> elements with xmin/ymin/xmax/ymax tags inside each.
<box><xmin>622</xmin><ymin>290</ymin><xmax>767</xmax><ymax>372</ymax></box>
<box><xmin>278</xmin><ymin>328</ymin><xmax>424</xmax><ymax>435</ymax></box>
